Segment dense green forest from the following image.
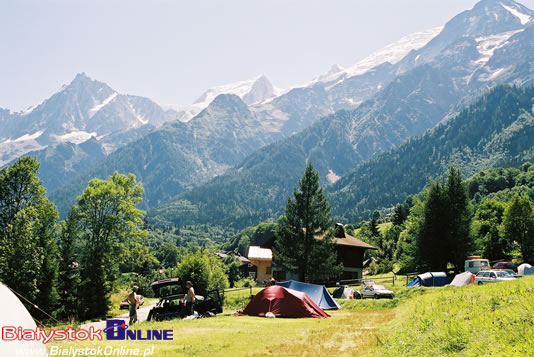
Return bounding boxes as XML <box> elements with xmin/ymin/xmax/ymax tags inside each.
<box><xmin>358</xmin><ymin>163</ymin><xmax>534</xmax><ymax>274</ymax></box>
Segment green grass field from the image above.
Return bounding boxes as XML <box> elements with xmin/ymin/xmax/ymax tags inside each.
<box><xmin>378</xmin><ymin>277</ymin><xmax>534</xmax><ymax>356</ymax></box>
<box><xmin>48</xmin><ymin>277</ymin><xmax>534</xmax><ymax>356</ymax></box>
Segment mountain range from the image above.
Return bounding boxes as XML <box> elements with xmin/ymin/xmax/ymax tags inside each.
<box><xmin>149</xmin><ymin>0</ymin><xmax>534</xmax><ymax>229</ymax></box>
<box><xmin>3</xmin><ymin>0</ymin><xmax>534</xmax><ymax>232</ymax></box>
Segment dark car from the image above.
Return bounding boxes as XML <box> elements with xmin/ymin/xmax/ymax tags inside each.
<box><xmin>146</xmin><ymin>278</ymin><xmax>223</xmax><ymax>321</ymax></box>
<box><xmin>492</xmin><ymin>261</ymin><xmax>518</xmax><ymax>272</ymax></box>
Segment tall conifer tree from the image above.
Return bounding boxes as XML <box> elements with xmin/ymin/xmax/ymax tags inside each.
<box><xmin>274</xmin><ymin>162</ymin><xmax>341</xmax><ymax>282</ymax></box>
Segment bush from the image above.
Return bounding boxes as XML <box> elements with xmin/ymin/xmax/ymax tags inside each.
<box><xmin>234</xmin><ymin>277</ymin><xmax>256</xmax><ymax>288</ymax></box>
<box><xmin>176</xmin><ymin>249</ymin><xmax>229</xmax><ymax>294</ymax></box>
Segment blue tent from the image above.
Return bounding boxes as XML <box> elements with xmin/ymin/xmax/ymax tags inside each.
<box><xmin>277</xmin><ymin>280</ymin><xmax>340</xmax><ymax>310</ymax></box>
<box><xmin>406</xmin><ymin>272</ymin><xmax>448</xmax><ymax>287</ymax></box>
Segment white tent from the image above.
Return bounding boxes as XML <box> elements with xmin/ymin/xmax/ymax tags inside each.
<box><xmin>0</xmin><ymin>282</ymin><xmax>49</xmax><ymax>356</ymax></box>
<box><xmin>332</xmin><ymin>285</ymin><xmax>355</xmax><ymax>299</ymax></box>
<box><xmin>518</xmin><ymin>263</ymin><xmax>534</xmax><ymax>275</ymax></box>
<box><xmin>339</xmin><ymin>286</ymin><xmax>355</xmax><ymax>299</ymax></box>
<box><xmin>450</xmin><ymin>271</ymin><xmax>475</xmax><ymax>286</ymax></box>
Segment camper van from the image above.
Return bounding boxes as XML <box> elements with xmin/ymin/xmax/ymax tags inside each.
<box><xmin>464</xmin><ymin>256</ymin><xmax>490</xmax><ymax>273</ymax></box>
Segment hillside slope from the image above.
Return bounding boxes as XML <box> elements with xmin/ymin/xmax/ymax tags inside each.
<box><xmin>329</xmin><ymin>85</ymin><xmax>534</xmax><ymax>221</ymax></box>
<box><xmin>379</xmin><ymin>277</ymin><xmax>534</xmax><ymax>356</ymax></box>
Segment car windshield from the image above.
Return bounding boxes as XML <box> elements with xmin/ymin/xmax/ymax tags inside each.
<box><xmin>158</xmin><ymin>284</ymin><xmax>186</xmax><ymax>297</ymax></box>
<box><xmin>497</xmin><ymin>271</ymin><xmax>511</xmax><ymax>277</ymax></box>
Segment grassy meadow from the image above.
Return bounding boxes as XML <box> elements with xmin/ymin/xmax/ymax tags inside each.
<box><xmin>47</xmin><ymin>277</ymin><xmax>534</xmax><ymax>356</ymax></box>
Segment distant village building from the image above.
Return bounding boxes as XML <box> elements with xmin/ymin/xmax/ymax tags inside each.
<box><xmin>247</xmin><ymin>246</ymin><xmax>273</xmax><ymax>282</ymax></box>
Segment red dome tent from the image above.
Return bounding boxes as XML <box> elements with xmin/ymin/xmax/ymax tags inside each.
<box><xmin>241</xmin><ymin>285</ymin><xmax>329</xmax><ymax>318</ymax></box>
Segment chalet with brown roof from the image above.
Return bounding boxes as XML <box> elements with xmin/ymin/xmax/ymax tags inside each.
<box><xmin>329</xmin><ymin>223</ymin><xmax>376</xmax><ymax>280</ymax></box>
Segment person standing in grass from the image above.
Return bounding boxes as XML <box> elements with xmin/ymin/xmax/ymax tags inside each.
<box><xmin>128</xmin><ymin>285</ymin><xmax>140</xmax><ymax>325</ymax></box>
<box><xmin>184</xmin><ymin>281</ymin><xmax>195</xmax><ymax>317</ymax></box>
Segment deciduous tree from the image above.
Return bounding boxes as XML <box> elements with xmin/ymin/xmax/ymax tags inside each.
<box><xmin>502</xmin><ymin>194</ymin><xmax>534</xmax><ymax>263</ymax></box>
<box><xmin>76</xmin><ymin>172</ymin><xmax>146</xmax><ymax>319</ymax></box>
<box><xmin>0</xmin><ymin>157</ymin><xmax>59</xmax><ymax>315</ymax></box>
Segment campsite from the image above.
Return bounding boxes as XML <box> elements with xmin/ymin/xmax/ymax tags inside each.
<box><xmin>3</xmin><ymin>0</ymin><xmax>534</xmax><ymax>356</ymax></box>
<box><xmin>41</xmin><ymin>275</ymin><xmax>534</xmax><ymax>356</ymax></box>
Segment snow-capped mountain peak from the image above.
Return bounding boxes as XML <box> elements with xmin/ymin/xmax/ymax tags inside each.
<box><xmin>193</xmin><ymin>75</ymin><xmax>280</xmax><ymax>107</ymax></box>
<box><xmin>309</xmin><ymin>26</ymin><xmax>443</xmax><ymax>87</ymax></box>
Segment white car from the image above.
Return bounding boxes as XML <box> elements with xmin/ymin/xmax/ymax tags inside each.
<box><xmin>356</xmin><ymin>284</ymin><xmax>395</xmax><ymax>299</ymax></box>
<box><xmin>475</xmin><ymin>270</ymin><xmax>516</xmax><ymax>285</ymax></box>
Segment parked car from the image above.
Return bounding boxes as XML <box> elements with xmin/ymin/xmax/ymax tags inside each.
<box><xmin>146</xmin><ymin>278</ymin><xmax>223</xmax><ymax>321</ymax></box>
<box><xmin>465</xmin><ymin>256</ymin><xmax>490</xmax><ymax>274</ymax></box>
<box><xmin>503</xmin><ymin>269</ymin><xmax>522</xmax><ymax>278</ymax></box>
<box><xmin>355</xmin><ymin>284</ymin><xmax>395</xmax><ymax>299</ymax></box>
<box><xmin>119</xmin><ymin>295</ymin><xmax>144</xmax><ymax>310</ymax></box>
<box><xmin>491</xmin><ymin>261</ymin><xmax>518</xmax><ymax>272</ymax></box>
<box><xmin>475</xmin><ymin>270</ymin><xmax>516</xmax><ymax>285</ymax></box>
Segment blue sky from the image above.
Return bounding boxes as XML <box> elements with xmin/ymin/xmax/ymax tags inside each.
<box><xmin>2</xmin><ymin>0</ymin><xmax>534</xmax><ymax>111</ymax></box>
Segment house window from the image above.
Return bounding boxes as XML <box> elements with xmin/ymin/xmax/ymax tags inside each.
<box><xmin>249</xmin><ymin>272</ymin><xmax>256</xmax><ymax>279</ymax></box>
<box><xmin>266</xmin><ymin>266</ymin><xmax>272</xmax><ymax>274</ymax></box>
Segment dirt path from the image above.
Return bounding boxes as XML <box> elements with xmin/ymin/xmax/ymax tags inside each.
<box><xmin>81</xmin><ymin>301</ymin><xmax>158</xmax><ymax>330</ymax></box>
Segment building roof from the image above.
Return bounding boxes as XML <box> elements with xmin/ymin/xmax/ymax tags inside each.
<box><xmin>331</xmin><ymin>234</ymin><xmax>376</xmax><ymax>249</ymax></box>
<box><xmin>215</xmin><ymin>250</ymin><xmax>251</xmax><ymax>264</ymax></box>
<box><xmin>248</xmin><ymin>246</ymin><xmax>273</xmax><ymax>261</ymax></box>
<box><xmin>315</xmin><ymin>223</ymin><xmax>376</xmax><ymax>249</ymax></box>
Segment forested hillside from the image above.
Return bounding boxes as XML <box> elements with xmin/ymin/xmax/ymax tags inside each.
<box><xmin>330</xmin><ymin>85</ymin><xmax>534</xmax><ymax>222</ymax></box>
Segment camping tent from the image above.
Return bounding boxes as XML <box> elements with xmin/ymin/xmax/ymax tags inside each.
<box><xmin>0</xmin><ymin>282</ymin><xmax>49</xmax><ymax>357</ymax></box>
<box><xmin>241</xmin><ymin>285</ymin><xmax>329</xmax><ymax>318</ymax></box>
<box><xmin>450</xmin><ymin>272</ymin><xmax>475</xmax><ymax>286</ymax></box>
<box><xmin>406</xmin><ymin>272</ymin><xmax>448</xmax><ymax>287</ymax></box>
<box><xmin>332</xmin><ymin>285</ymin><xmax>355</xmax><ymax>299</ymax></box>
<box><xmin>277</xmin><ymin>280</ymin><xmax>340</xmax><ymax>309</ymax></box>
<box><xmin>518</xmin><ymin>263</ymin><xmax>534</xmax><ymax>275</ymax></box>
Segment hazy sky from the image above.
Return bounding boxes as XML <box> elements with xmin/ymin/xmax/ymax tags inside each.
<box><xmin>2</xmin><ymin>0</ymin><xmax>534</xmax><ymax>111</ymax></box>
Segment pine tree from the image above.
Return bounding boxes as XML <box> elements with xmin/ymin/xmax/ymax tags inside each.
<box><xmin>392</xmin><ymin>203</ymin><xmax>409</xmax><ymax>226</ymax></box>
<box><xmin>418</xmin><ymin>180</ymin><xmax>449</xmax><ymax>271</ymax></box>
<box><xmin>274</xmin><ymin>162</ymin><xmax>341</xmax><ymax>282</ymax></box>
<box><xmin>445</xmin><ymin>167</ymin><xmax>472</xmax><ymax>271</ymax></box>
<box><xmin>418</xmin><ymin>168</ymin><xmax>472</xmax><ymax>272</ymax></box>
<box><xmin>370</xmin><ymin>210</ymin><xmax>381</xmax><ymax>237</ymax></box>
